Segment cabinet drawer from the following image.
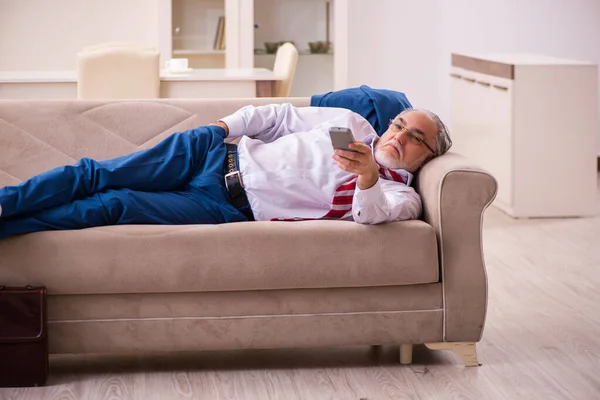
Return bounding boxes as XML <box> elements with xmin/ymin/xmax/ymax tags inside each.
<box><xmin>449</xmin><ymin>68</ymin><xmax>513</xmax><ymax>206</ymax></box>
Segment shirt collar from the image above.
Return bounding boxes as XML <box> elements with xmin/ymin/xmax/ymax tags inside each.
<box><xmin>364</xmin><ymin>134</ymin><xmax>414</xmax><ymax>186</ymax></box>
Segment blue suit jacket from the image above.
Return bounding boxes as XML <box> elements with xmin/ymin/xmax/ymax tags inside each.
<box><xmin>310</xmin><ymin>85</ymin><xmax>413</xmax><ymax>136</ymax></box>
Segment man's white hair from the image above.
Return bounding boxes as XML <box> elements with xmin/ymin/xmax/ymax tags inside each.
<box><xmin>399</xmin><ymin>108</ymin><xmax>452</xmax><ymax>156</ymax></box>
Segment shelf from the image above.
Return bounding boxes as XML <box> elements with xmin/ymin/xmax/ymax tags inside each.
<box><xmin>254</xmin><ymin>50</ymin><xmax>333</xmax><ymax>56</ymax></box>
<box><xmin>173</xmin><ymin>49</ymin><xmax>225</xmax><ymax>56</ymax></box>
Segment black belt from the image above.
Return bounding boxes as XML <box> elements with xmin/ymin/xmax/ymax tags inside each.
<box><xmin>224</xmin><ymin>143</ymin><xmax>254</xmax><ymax>221</ymax></box>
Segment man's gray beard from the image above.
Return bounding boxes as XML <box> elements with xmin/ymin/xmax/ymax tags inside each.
<box><xmin>374</xmin><ymin>143</ymin><xmax>407</xmax><ymax>170</ymax></box>
<box><xmin>374</xmin><ymin>143</ymin><xmax>428</xmax><ymax>172</ymax></box>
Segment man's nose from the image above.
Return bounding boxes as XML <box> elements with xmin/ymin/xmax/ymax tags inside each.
<box><xmin>392</xmin><ymin>130</ymin><xmax>407</xmax><ymax>145</ymax></box>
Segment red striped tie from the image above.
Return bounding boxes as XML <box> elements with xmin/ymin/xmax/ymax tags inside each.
<box><xmin>271</xmin><ymin>167</ymin><xmax>405</xmax><ymax>221</ymax></box>
<box><xmin>321</xmin><ymin>167</ymin><xmax>405</xmax><ymax>219</ymax></box>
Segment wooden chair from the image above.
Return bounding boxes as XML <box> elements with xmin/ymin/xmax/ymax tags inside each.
<box><xmin>77</xmin><ymin>46</ymin><xmax>160</xmax><ymax>99</ymax></box>
<box><xmin>273</xmin><ymin>43</ymin><xmax>299</xmax><ymax>97</ymax></box>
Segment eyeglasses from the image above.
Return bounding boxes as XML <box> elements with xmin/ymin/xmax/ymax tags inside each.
<box><xmin>388</xmin><ymin>119</ymin><xmax>437</xmax><ymax>155</ymax></box>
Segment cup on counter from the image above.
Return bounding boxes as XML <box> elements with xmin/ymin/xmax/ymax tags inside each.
<box><xmin>165</xmin><ymin>58</ymin><xmax>190</xmax><ymax>72</ymax></box>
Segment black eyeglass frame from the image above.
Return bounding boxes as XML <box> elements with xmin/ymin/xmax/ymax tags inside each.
<box><xmin>388</xmin><ymin>119</ymin><xmax>437</xmax><ymax>156</ymax></box>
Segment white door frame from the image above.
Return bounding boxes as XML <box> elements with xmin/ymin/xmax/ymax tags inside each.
<box><xmin>226</xmin><ymin>0</ymin><xmax>254</xmax><ymax>68</ymax></box>
<box><xmin>332</xmin><ymin>0</ymin><xmax>347</xmax><ymax>90</ymax></box>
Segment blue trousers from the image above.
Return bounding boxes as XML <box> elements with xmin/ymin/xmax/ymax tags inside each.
<box><xmin>0</xmin><ymin>126</ymin><xmax>248</xmax><ymax>240</ymax></box>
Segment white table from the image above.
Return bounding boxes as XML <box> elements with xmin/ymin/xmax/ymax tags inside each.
<box><xmin>0</xmin><ymin>69</ymin><xmax>281</xmax><ymax>99</ymax></box>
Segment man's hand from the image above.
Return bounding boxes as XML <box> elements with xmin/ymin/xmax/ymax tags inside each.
<box><xmin>332</xmin><ymin>142</ymin><xmax>379</xmax><ymax>190</ymax></box>
<box><xmin>209</xmin><ymin>120</ymin><xmax>229</xmax><ymax>136</ymax></box>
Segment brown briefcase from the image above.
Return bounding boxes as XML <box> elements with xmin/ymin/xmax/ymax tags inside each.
<box><xmin>0</xmin><ymin>285</ymin><xmax>49</xmax><ymax>387</ymax></box>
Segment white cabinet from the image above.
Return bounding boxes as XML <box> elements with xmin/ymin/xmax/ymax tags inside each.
<box><xmin>171</xmin><ymin>0</ymin><xmax>226</xmax><ymax>68</ymax></box>
<box><xmin>164</xmin><ymin>0</ymin><xmax>334</xmax><ymax>92</ymax></box>
<box><xmin>450</xmin><ymin>53</ymin><xmax>598</xmax><ymax>218</ymax></box>
<box><xmin>253</xmin><ymin>0</ymin><xmax>334</xmax><ymax>96</ymax></box>
<box><xmin>166</xmin><ymin>0</ymin><xmax>254</xmax><ymax>69</ymax></box>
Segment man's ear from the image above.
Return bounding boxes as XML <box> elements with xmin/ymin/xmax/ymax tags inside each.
<box><xmin>423</xmin><ymin>154</ymin><xmax>435</xmax><ymax>165</ymax></box>
<box><xmin>413</xmin><ymin>154</ymin><xmax>434</xmax><ymax>174</ymax></box>
<box><xmin>421</xmin><ymin>153</ymin><xmax>436</xmax><ymax>169</ymax></box>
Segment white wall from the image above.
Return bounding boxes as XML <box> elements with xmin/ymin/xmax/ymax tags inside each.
<box><xmin>0</xmin><ymin>0</ymin><xmax>161</xmax><ymax>71</ymax></box>
<box><xmin>341</xmin><ymin>0</ymin><xmax>444</xmax><ymax>112</ymax></box>
<box><xmin>338</xmin><ymin>0</ymin><xmax>600</xmax><ymax>151</ymax></box>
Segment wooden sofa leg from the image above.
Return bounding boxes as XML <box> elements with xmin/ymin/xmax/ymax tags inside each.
<box><xmin>425</xmin><ymin>342</ymin><xmax>481</xmax><ymax>367</ymax></box>
<box><xmin>399</xmin><ymin>344</ymin><xmax>413</xmax><ymax>365</ymax></box>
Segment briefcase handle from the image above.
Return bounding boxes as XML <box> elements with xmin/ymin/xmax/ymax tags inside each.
<box><xmin>0</xmin><ymin>285</ymin><xmax>47</xmax><ymax>343</ymax></box>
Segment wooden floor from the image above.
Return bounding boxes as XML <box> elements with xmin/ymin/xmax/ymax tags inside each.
<box><xmin>2</xmin><ymin>179</ymin><xmax>600</xmax><ymax>400</ymax></box>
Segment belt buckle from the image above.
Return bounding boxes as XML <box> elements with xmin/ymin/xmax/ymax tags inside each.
<box><xmin>225</xmin><ymin>170</ymin><xmax>243</xmax><ymax>191</ymax></box>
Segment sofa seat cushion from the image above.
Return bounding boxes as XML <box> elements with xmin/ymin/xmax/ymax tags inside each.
<box><xmin>0</xmin><ymin>220</ymin><xmax>439</xmax><ymax>295</ymax></box>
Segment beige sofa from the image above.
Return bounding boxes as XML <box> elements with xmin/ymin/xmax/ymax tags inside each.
<box><xmin>0</xmin><ymin>98</ymin><xmax>497</xmax><ymax>367</ymax></box>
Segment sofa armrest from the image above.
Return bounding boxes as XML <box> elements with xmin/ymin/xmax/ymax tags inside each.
<box><xmin>415</xmin><ymin>152</ymin><xmax>498</xmax><ymax>342</ymax></box>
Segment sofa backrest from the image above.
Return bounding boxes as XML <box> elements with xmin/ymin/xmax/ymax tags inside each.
<box><xmin>0</xmin><ymin>98</ymin><xmax>310</xmax><ymax>187</ymax></box>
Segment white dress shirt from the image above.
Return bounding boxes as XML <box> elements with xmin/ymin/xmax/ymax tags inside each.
<box><xmin>220</xmin><ymin>104</ymin><xmax>422</xmax><ymax>224</ymax></box>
